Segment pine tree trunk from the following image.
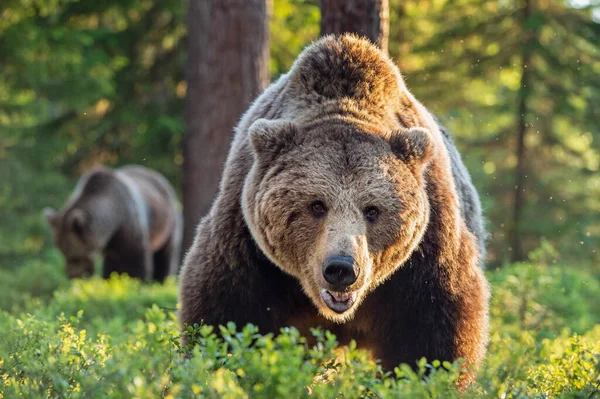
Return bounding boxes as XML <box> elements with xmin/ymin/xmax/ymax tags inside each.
<box><xmin>320</xmin><ymin>0</ymin><xmax>389</xmax><ymax>53</ymax></box>
<box><xmin>510</xmin><ymin>0</ymin><xmax>533</xmax><ymax>262</ymax></box>
<box><xmin>183</xmin><ymin>0</ymin><xmax>270</xmax><ymax>253</ymax></box>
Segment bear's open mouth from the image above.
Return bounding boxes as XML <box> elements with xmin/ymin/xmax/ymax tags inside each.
<box><xmin>320</xmin><ymin>289</ymin><xmax>356</xmax><ymax>313</ymax></box>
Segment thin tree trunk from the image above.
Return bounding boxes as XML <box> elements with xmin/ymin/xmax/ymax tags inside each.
<box><xmin>510</xmin><ymin>0</ymin><xmax>533</xmax><ymax>262</ymax></box>
<box><xmin>183</xmin><ymin>0</ymin><xmax>270</xmax><ymax>253</ymax></box>
<box><xmin>320</xmin><ymin>0</ymin><xmax>389</xmax><ymax>53</ymax></box>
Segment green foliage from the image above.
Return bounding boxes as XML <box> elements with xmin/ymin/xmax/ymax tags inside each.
<box><xmin>480</xmin><ymin>261</ymin><xmax>600</xmax><ymax>398</ymax></box>
<box><xmin>0</xmin><ymin>252</ymin><xmax>67</xmax><ymax>313</ymax></box>
<box><xmin>46</xmin><ymin>274</ymin><xmax>178</xmax><ymax>334</ymax></box>
<box><xmin>0</xmin><ymin>305</ymin><xmax>464</xmax><ymax>398</ymax></box>
<box><xmin>0</xmin><ymin>260</ymin><xmax>599</xmax><ymax>398</ymax></box>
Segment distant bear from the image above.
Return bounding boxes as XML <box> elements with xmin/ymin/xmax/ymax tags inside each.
<box><xmin>45</xmin><ymin>165</ymin><xmax>182</xmax><ymax>282</ymax></box>
<box><xmin>179</xmin><ymin>34</ymin><xmax>489</xmax><ymax>385</ymax></box>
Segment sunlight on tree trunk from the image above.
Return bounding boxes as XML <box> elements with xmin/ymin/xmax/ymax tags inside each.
<box><xmin>510</xmin><ymin>0</ymin><xmax>533</xmax><ymax>263</ymax></box>
<box><xmin>320</xmin><ymin>0</ymin><xmax>389</xmax><ymax>53</ymax></box>
<box><xmin>183</xmin><ymin>0</ymin><xmax>270</xmax><ymax>252</ymax></box>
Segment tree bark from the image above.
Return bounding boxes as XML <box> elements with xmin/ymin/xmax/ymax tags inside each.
<box><xmin>320</xmin><ymin>0</ymin><xmax>389</xmax><ymax>53</ymax></box>
<box><xmin>183</xmin><ymin>0</ymin><xmax>270</xmax><ymax>252</ymax></box>
<box><xmin>510</xmin><ymin>0</ymin><xmax>533</xmax><ymax>262</ymax></box>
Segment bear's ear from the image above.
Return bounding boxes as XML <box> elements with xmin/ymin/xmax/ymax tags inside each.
<box><xmin>43</xmin><ymin>207</ymin><xmax>60</xmax><ymax>229</ymax></box>
<box><xmin>68</xmin><ymin>209</ymin><xmax>87</xmax><ymax>237</ymax></box>
<box><xmin>389</xmin><ymin>127</ymin><xmax>435</xmax><ymax>169</ymax></box>
<box><xmin>248</xmin><ymin>119</ymin><xmax>298</xmax><ymax>160</ymax></box>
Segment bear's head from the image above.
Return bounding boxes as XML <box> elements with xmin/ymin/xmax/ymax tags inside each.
<box><xmin>242</xmin><ymin>118</ymin><xmax>434</xmax><ymax>322</ymax></box>
<box><xmin>44</xmin><ymin>207</ymin><xmax>96</xmax><ymax>278</ymax></box>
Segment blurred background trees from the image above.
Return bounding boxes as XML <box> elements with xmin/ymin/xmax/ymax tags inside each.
<box><xmin>1</xmin><ymin>0</ymin><xmax>598</xmax><ymax>269</ymax></box>
<box><xmin>388</xmin><ymin>0</ymin><xmax>600</xmax><ymax>263</ymax></box>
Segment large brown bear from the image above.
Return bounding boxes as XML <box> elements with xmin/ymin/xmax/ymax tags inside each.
<box><xmin>179</xmin><ymin>34</ymin><xmax>489</xmax><ymax>384</ymax></box>
<box><xmin>45</xmin><ymin>165</ymin><xmax>182</xmax><ymax>282</ymax></box>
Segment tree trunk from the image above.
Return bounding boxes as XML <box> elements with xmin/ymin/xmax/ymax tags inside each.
<box><xmin>320</xmin><ymin>0</ymin><xmax>389</xmax><ymax>53</ymax></box>
<box><xmin>510</xmin><ymin>0</ymin><xmax>533</xmax><ymax>262</ymax></box>
<box><xmin>183</xmin><ymin>0</ymin><xmax>270</xmax><ymax>253</ymax></box>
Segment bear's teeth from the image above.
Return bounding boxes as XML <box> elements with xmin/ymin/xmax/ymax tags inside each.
<box><xmin>330</xmin><ymin>291</ymin><xmax>350</xmax><ymax>302</ymax></box>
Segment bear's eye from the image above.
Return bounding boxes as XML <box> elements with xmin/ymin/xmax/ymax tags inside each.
<box><xmin>364</xmin><ymin>206</ymin><xmax>380</xmax><ymax>222</ymax></box>
<box><xmin>309</xmin><ymin>201</ymin><xmax>327</xmax><ymax>218</ymax></box>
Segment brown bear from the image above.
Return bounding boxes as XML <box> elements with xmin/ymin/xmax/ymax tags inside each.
<box><xmin>178</xmin><ymin>34</ymin><xmax>489</xmax><ymax>385</ymax></box>
<box><xmin>44</xmin><ymin>165</ymin><xmax>182</xmax><ymax>282</ymax></box>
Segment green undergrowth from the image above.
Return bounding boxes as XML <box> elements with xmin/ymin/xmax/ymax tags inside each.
<box><xmin>0</xmin><ymin>255</ymin><xmax>599</xmax><ymax>398</ymax></box>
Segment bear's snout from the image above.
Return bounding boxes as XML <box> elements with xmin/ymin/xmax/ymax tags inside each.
<box><xmin>322</xmin><ymin>255</ymin><xmax>358</xmax><ymax>290</ymax></box>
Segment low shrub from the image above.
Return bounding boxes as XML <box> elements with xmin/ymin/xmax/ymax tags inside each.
<box><xmin>0</xmin><ymin>258</ymin><xmax>598</xmax><ymax>398</ymax></box>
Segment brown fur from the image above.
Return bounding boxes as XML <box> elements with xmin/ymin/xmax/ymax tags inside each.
<box><xmin>45</xmin><ymin>165</ymin><xmax>182</xmax><ymax>282</ymax></box>
<box><xmin>179</xmin><ymin>34</ymin><xmax>489</xmax><ymax>386</ymax></box>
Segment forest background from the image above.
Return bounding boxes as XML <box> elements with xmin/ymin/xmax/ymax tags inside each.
<box><xmin>1</xmin><ymin>0</ymin><xmax>599</xmax><ymax>270</ymax></box>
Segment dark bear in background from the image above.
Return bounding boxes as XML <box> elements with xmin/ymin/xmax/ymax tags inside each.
<box><xmin>179</xmin><ymin>34</ymin><xmax>489</xmax><ymax>385</ymax></box>
<box><xmin>44</xmin><ymin>165</ymin><xmax>182</xmax><ymax>282</ymax></box>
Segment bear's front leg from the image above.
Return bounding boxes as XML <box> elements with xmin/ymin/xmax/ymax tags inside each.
<box><xmin>178</xmin><ymin>244</ymin><xmax>310</xmax><ymax>336</ymax></box>
<box><xmin>356</xmin><ymin>262</ymin><xmax>488</xmax><ymax>387</ymax></box>
<box><xmin>103</xmin><ymin>227</ymin><xmax>152</xmax><ymax>280</ymax></box>
<box><xmin>102</xmin><ymin>249</ymin><xmax>152</xmax><ymax>280</ymax></box>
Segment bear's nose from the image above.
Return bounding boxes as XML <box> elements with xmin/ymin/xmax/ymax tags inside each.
<box><xmin>322</xmin><ymin>256</ymin><xmax>358</xmax><ymax>289</ymax></box>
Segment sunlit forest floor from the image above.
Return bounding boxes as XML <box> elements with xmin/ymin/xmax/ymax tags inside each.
<box><xmin>1</xmin><ymin>246</ymin><xmax>599</xmax><ymax>398</ymax></box>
